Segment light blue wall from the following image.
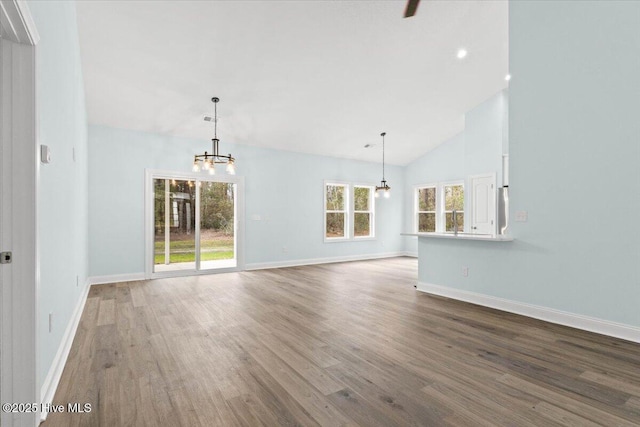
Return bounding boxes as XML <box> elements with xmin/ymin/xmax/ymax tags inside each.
<box><xmin>465</xmin><ymin>91</ymin><xmax>507</xmax><ymax>183</ymax></box>
<box><xmin>404</xmin><ymin>91</ymin><xmax>507</xmax><ymax>255</ymax></box>
<box><xmin>88</xmin><ymin>126</ymin><xmax>405</xmax><ymax>275</ymax></box>
<box><xmin>27</xmin><ymin>1</ymin><xmax>89</xmax><ymax>385</ymax></box>
<box><xmin>417</xmin><ymin>0</ymin><xmax>640</xmax><ymax>327</ymax></box>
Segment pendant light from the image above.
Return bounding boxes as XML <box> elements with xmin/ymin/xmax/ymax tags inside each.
<box><xmin>192</xmin><ymin>97</ymin><xmax>236</xmax><ymax>175</ymax></box>
<box><xmin>375</xmin><ymin>132</ymin><xmax>390</xmax><ymax>198</ymax></box>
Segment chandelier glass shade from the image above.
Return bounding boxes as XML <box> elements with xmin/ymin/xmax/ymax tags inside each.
<box><xmin>193</xmin><ymin>97</ymin><xmax>236</xmax><ymax>175</ymax></box>
<box><xmin>375</xmin><ymin>132</ymin><xmax>390</xmax><ymax>198</ymax></box>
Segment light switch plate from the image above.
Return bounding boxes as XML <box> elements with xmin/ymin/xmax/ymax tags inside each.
<box><xmin>515</xmin><ymin>210</ymin><xmax>528</xmax><ymax>222</ymax></box>
<box><xmin>41</xmin><ymin>145</ymin><xmax>51</xmax><ymax>163</ymax></box>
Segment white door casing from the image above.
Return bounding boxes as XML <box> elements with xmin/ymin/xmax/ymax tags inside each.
<box><xmin>1</xmin><ymin>1</ymin><xmax>40</xmax><ymax>426</ymax></box>
<box><xmin>471</xmin><ymin>174</ymin><xmax>496</xmax><ymax>235</ymax></box>
<box><xmin>144</xmin><ymin>169</ymin><xmax>245</xmax><ymax>280</ymax></box>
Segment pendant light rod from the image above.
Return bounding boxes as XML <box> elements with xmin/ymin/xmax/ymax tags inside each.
<box><xmin>212</xmin><ymin>97</ymin><xmax>218</xmax><ymax>139</ymax></box>
<box><xmin>381</xmin><ymin>132</ymin><xmax>386</xmax><ymax>181</ymax></box>
<box><xmin>193</xmin><ymin>96</ymin><xmax>236</xmax><ymax>175</ymax></box>
<box><xmin>375</xmin><ymin>131</ymin><xmax>390</xmax><ymax>198</ymax></box>
<box><xmin>211</xmin><ymin>97</ymin><xmax>220</xmax><ymax>156</ymax></box>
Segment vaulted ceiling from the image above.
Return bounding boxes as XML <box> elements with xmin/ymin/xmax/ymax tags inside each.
<box><xmin>76</xmin><ymin>0</ymin><xmax>508</xmax><ymax>165</ymax></box>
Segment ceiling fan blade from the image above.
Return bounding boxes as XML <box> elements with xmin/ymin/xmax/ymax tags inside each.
<box><xmin>404</xmin><ymin>0</ymin><xmax>420</xmax><ymax>18</ymax></box>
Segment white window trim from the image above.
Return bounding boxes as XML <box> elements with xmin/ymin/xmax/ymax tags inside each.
<box><xmin>353</xmin><ymin>184</ymin><xmax>376</xmax><ymax>240</ymax></box>
<box><xmin>144</xmin><ymin>169</ymin><xmax>245</xmax><ymax>279</ymax></box>
<box><xmin>323</xmin><ymin>181</ymin><xmax>350</xmax><ymax>242</ymax></box>
<box><xmin>414</xmin><ymin>180</ymin><xmax>466</xmax><ymax>233</ymax></box>
<box><xmin>440</xmin><ymin>180</ymin><xmax>465</xmax><ymax>233</ymax></box>
<box><xmin>323</xmin><ymin>180</ymin><xmax>376</xmax><ymax>243</ymax></box>
<box><xmin>414</xmin><ymin>183</ymin><xmax>438</xmax><ymax>233</ymax></box>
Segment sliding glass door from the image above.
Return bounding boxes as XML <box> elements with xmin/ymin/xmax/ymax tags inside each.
<box><xmin>148</xmin><ymin>172</ymin><xmax>241</xmax><ymax>276</ymax></box>
<box><xmin>154</xmin><ymin>179</ymin><xmax>197</xmax><ymax>272</ymax></box>
<box><xmin>199</xmin><ymin>181</ymin><xmax>236</xmax><ymax>270</ymax></box>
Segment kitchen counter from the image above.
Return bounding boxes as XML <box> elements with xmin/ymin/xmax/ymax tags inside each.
<box><xmin>401</xmin><ymin>232</ymin><xmax>514</xmax><ymax>242</ymax></box>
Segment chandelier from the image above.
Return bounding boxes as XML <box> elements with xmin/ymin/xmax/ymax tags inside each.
<box><xmin>375</xmin><ymin>132</ymin><xmax>390</xmax><ymax>198</ymax></box>
<box><xmin>193</xmin><ymin>97</ymin><xmax>236</xmax><ymax>175</ymax></box>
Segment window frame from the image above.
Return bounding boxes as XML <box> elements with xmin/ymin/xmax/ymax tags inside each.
<box><xmin>353</xmin><ymin>184</ymin><xmax>375</xmax><ymax>240</ymax></box>
<box><xmin>324</xmin><ymin>181</ymin><xmax>350</xmax><ymax>242</ymax></box>
<box><xmin>414</xmin><ymin>180</ymin><xmax>465</xmax><ymax>233</ymax></box>
<box><xmin>323</xmin><ymin>180</ymin><xmax>376</xmax><ymax>242</ymax></box>
<box><xmin>441</xmin><ymin>180</ymin><xmax>465</xmax><ymax>233</ymax></box>
<box><xmin>414</xmin><ymin>184</ymin><xmax>438</xmax><ymax>233</ymax></box>
<box><xmin>144</xmin><ymin>169</ymin><xmax>245</xmax><ymax>280</ymax></box>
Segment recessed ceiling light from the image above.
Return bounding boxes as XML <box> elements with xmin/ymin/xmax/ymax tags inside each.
<box><xmin>456</xmin><ymin>48</ymin><xmax>468</xmax><ymax>59</ymax></box>
<box><xmin>505</xmin><ymin>74</ymin><xmax>512</xmax><ymax>81</ymax></box>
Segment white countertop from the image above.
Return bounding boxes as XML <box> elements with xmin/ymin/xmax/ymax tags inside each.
<box><xmin>401</xmin><ymin>232</ymin><xmax>514</xmax><ymax>242</ymax></box>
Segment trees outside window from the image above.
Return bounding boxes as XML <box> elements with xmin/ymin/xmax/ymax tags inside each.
<box><xmin>324</xmin><ymin>182</ymin><xmax>375</xmax><ymax>241</ymax></box>
<box><xmin>354</xmin><ymin>186</ymin><xmax>374</xmax><ymax>238</ymax></box>
<box><xmin>444</xmin><ymin>184</ymin><xmax>464</xmax><ymax>232</ymax></box>
<box><xmin>416</xmin><ymin>186</ymin><xmax>436</xmax><ymax>232</ymax></box>
<box><xmin>325</xmin><ymin>183</ymin><xmax>348</xmax><ymax>239</ymax></box>
<box><xmin>415</xmin><ymin>182</ymin><xmax>464</xmax><ymax>233</ymax></box>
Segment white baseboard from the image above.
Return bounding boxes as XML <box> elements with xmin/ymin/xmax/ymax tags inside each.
<box><xmin>40</xmin><ymin>278</ymin><xmax>91</xmax><ymax>423</ymax></box>
<box><xmin>245</xmin><ymin>252</ymin><xmax>409</xmax><ymax>271</ymax></box>
<box><xmin>89</xmin><ymin>272</ymin><xmax>145</xmax><ymax>286</ymax></box>
<box><xmin>89</xmin><ymin>255</ymin><xmax>414</xmax><ymax>281</ymax></box>
<box><xmin>402</xmin><ymin>251</ymin><xmax>418</xmax><ymax>258</ymax></box>
<box><xmin>417</xmin><ymin>282</ymin><xmax>640</xmax><ymax>344</ymax></box>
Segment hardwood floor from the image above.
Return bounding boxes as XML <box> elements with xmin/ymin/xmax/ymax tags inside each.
<box><xmin>43</xmin><ymin>257</ymin><xmax>640</xmax><ymax>426</ymax></box>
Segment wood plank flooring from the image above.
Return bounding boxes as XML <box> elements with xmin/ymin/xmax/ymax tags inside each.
<box><xmin>43</xmin><ymin>257</ymin><xmax>640</xmax><ymax>426</ymax></box>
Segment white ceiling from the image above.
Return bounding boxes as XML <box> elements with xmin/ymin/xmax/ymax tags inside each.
<box><xmin>76</xmin><ymin>0</ymin><xmax>508</xmax><ymax>165</ymax></box>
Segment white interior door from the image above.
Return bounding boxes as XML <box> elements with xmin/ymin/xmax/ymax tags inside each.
<box><xmin>471</xmin><ymin>174</ymin><xmax>496</xmax><ymax>235</ymax></box>
<box><xmin>0</xmin><ymin>36</ymin><xmax>10</xmax><ymax>425</ymax></box>
<box><xmin>1</xmin><ymin>5</ymin><xmax>40</xmax><ymax>424</ymax></box>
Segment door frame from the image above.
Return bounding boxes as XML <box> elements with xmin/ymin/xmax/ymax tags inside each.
<box><xmin>1</xmin><ymin>1</ymin><xmax>40</xmax><ymax>426</ymax></box>
<box><xmin>144</xmin><ymin>169</ymin><xmax>245</xmax><ymax>279</ymax></box>
<box><xmin>469</xmin><ymin>173</ymin><xmax>497</xmax><ymax>235</ymax></box>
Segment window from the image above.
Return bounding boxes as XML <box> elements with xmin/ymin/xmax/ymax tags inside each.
<box><xmin>414</xmin><ymin>182</ymin><xmax>465</xmax><ymax>233</ymax></box>
<box><xmin>354</xmin><ymin>186</ymin><xmax>374</xmax><ymax>238</ymax></box>
<box><xmin>416</xmin><ymin>186</ymin><xmax>436</xmax><ymax>232</ymax></box>
<box><xmin>325</xmin><ymin>183</ymin><xmax>348</xmax><ymax>239</ymax></box>
<box><xmin>324</xmin><ymin>182</ymin><xmax>375</xmax><ymax>241</ymax></box>
<box><xmin>444</xmin><ymin>183</ymin><xmax>464</xmax><ymax>232</ymax></box>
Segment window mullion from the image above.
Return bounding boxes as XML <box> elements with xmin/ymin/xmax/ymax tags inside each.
<box><xmin>326</xmin><ymin>183</ymin><xmax>375</xmax><ymax>241</ymax></box>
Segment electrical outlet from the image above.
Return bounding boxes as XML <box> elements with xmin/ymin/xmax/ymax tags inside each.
<box><xmin>282</xmin><ymin>247</ymin><xmax>288</xmax><ymax>254</ymax></box>
<box><xmin>49</xmin><ymin>313</ymin><xmax>53</xmax><ymax>333</ymax></box>
<box><xmin>462</xmin><ymin>267</ymin><xmax>469</xmax><ymax>277</ymax></box>
<box><xmin>76</xmin><ymin>275</ymin><xmax>79</xmax><ymax>287</ymax></box>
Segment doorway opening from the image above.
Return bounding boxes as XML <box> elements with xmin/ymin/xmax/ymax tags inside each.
<box><xmin>145</xmin><ymin>171</ymin><xmax>243</xmax><ymax>278</ymax></box>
